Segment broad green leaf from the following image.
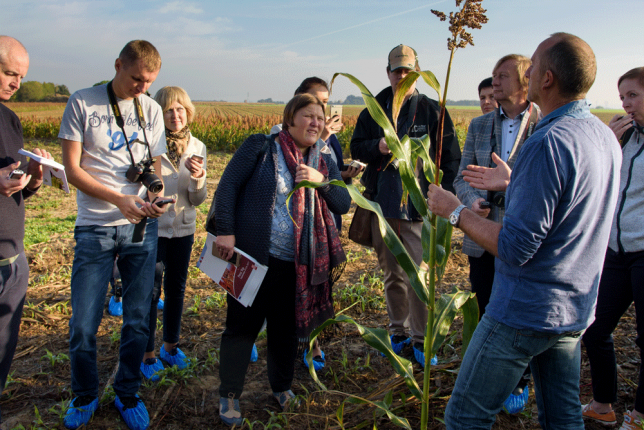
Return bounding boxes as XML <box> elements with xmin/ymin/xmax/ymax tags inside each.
<box><xmin>395</xmin><ymin>136</ymin><xmax>429</xmax><ymax>219</ymax></box>
<box><xmin>435</xmin><ymin>217</ymin><xmax>453</xmax><ymax>282</ymax></box>
<box><xmin>336</xmin><ymin>402</ymin><xmax>344</xmax><ymax>426</ymax></box>
<box><xmin>306</xmin><ymin>315</ymin><xmax>422</xmax><ymax>400</ymax></box>
<box><xmin>331</xmin><ymin>73</ymin><xmax>398</xmax><ymax>149</ymax></box>
<box><xmin>333</xmin><ymin>73</ymin><xmax>428</xmax><ymax>219</ymax></box>
<box><xmin>460</xmin><ymin>294</ymin><xmax>480</xmax><ymax>356</ymax></box>
<box><xmin>432</xmin><ymin>290</ymin><xmax>477</xmax><ymax>357</ymax></box>
<box><xmin>410</xmin><ymin>135</ymin><xmax>437</xmax><ymax>185</ymax></box>
<box><xmin>421</xmin><ymin>217</ymin><xmax>432</xmax><ymax>263</ymax></box>
<box><xmin>384</xmin><ymin>390</ymin><xmax>393</xmax><ymax>409</ymax></box>
<box><xmin>392</xmin><ymin>72</ymin><xmax>421</xmax><ymax>130</ymax></box>
<box><xmin>418</xmin><ymin>70</ymin><xmax>442</xmax><ymax>104</ymax></box>
<box><xmin>342</xmin><ymin>396</ymin><xmax>411</xmax><ymax>430</ymax></box>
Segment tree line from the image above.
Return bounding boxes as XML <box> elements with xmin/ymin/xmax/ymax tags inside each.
<box><xmin>9</xmin><ymin>81</ymin><xmax>70</xmax><ymax>102</ymax></box>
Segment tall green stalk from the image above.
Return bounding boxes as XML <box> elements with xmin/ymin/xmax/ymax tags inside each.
<box><xmin>421</xmin><ymin>213</ymin><xmax>437</xmax><ymax>428</ymax></box>
<box><xmin>296</xmin><ymin>4</ymin><xmax>488</xmax><ymax>428</ymax></box>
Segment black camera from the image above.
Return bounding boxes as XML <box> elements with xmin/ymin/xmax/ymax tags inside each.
<box><xmin>126</xmin><ymin>158</ymin><xmax>163</xmax><ymax>194</ymax></box>
<box><xmin>486</xmin><ymin>190</ymin><xmax>505</xmax><ymax>208</ymax></box>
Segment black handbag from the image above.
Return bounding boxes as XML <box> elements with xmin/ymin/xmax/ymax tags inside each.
<box><xmin>348</xmin><ymin>192</ymin><xmax>373</xmax><ymax>247</ymax></box>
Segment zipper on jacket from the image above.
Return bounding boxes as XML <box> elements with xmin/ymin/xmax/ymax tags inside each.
<box><xmin>616</xmin><ymin>133</ymin><xmax>644</xmax><ymax>253</ymax></box>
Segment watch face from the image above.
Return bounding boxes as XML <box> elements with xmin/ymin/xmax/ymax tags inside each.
<box><xmin>450</xmin><ymin>213</ymin><xmax>458</xmax><ymax>226</ymax></box>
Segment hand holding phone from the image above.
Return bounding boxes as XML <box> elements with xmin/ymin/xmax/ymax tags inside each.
<box><xmin>191</xmin><ymin>153</ymin><xmax>204</xmax><ymax>161</ymax></box>
<box><xmin>153</xmin><ymin>197</ymin><xmax>174</xmax><ymax>207</ymax></box>
<box><xmin>9</xmin><ymin>169</ymin><xmax>25</xmax><ymax>180</ymax></box>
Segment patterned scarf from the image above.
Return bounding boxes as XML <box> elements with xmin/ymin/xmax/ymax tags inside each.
<box><xmin>165</xmin><ymin>125</ymin><xmax>191</xmax><ymax>169</ymax></box>
<box><xmin>278</xmin><ymin>129</ymin><xmax>346</xmax><ymax>338</ymax></box>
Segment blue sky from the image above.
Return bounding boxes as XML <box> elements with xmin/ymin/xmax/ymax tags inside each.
<box><xmin>2</xmin><ymin>0</ymin><xmax>641</xmax><ymax>108</ymax></box>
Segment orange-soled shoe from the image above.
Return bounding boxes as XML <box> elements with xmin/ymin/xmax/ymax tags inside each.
<box><xmin>581</xmin><ymin>402</ymin><xmax>616</xmax><ymax>426</ymax></box>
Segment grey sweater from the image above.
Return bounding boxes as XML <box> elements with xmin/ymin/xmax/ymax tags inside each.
<box><xmin>214</xmin><ymin>134</ymin><xmax>351</xmax><ymax>265</ymax></box>
<box><xmin>609</xmin><ymin>128</ymin><xmax>644</xmax><ymax>253</ymax></box>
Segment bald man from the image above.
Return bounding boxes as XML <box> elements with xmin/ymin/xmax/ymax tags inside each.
<box><xmin>0</xmin><ymin>35</ymin><xmax>52</xmax><ymax>422</ymax></box>
<box><xmin>428</xmin><ymin>33</ymin><xmax>622</xmax><ymax>429</ymax></box>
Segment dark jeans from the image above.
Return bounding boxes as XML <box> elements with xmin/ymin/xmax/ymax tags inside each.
<box><xmin>69</xmin><ymin>221</ymin><xmax>157</xmax><ymax>398</ymax></box>
<box><xmin>219</xmin><ymin>257</ymin><xmax>297</xmax><ymax>398</ymax></box>
<box><xmin>146</xmin><ymin>235</ymin><xmax>194</xmax><ymax>352</ymax></box>
<box><xmin>0</xmin><ymin>252</ymin><xmax>28</xmax><ymax>393</ymax></box>
<box><xmin>469</xmin><ymin>252</ymin><xmax>496</xmax><ymax>317</ymax></box>
<box><xmin>583</xmin><ymin>248</ymin><xmax>644</xmax><ymax>412</ymax></box>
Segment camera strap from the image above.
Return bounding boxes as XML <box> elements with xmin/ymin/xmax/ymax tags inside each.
<box><xmin>106</xmin><ymin>81</ymin><xmax>154</xmax><ymax>167</ymax></box>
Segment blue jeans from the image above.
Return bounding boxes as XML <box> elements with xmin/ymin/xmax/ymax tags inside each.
<box><xmin>69</xmin><ymin>220</ymin><xmax>158</xmax><ymax>398</ymax></box>
<box><xmin>445</xmin><ymin>314</ymin><xmax>584</xmax><ymax>430</ymax></box>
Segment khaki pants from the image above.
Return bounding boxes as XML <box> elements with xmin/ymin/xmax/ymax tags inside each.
<box><xmin>371</xmin><ymin>216</ymin><xmax>427</xmax><ymax>344</ymax></box>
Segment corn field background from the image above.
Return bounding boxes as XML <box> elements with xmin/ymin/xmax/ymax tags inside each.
<box><xmin>8</xmin><ymin>101</ymin><xmax>616</xmax><ymax>154</ymax></box>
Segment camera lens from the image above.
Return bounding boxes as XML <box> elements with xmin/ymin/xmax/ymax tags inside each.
<box><xmin>141</xmin><ymin>173</ymin><xmax>163</xmax><ymax>194</ymax></box>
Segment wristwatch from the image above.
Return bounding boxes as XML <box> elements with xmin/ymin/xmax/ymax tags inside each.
<box><xmin>449</xmin><ymin>204</ymin><xmax>467</xmax><ymax>227</ymax></box>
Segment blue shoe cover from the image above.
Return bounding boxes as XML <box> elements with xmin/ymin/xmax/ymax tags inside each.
<box><xmin>109</xmin><ymin>296</ymin><xmax>123</xmax><ymax>316</ymax></box>
<box><xmin>381</xmin><ymin>335</ymin><xmax>411</xmax><ymax>357</ymax></box>
<box><xmin>303</xmin><ymin>349</ymin><xmax>325</xmax><ymax>371</ymax></box>
<box><xmin>250</xmin><ymin>344</ymin><xmax>258</xmax><ymax>362</ymax></box>
<box><xmin>503</xmin><ymin>387</ymin><xmax>529</xmax><ymax>414</ymax></box>
<box><xmin>157</xmin><ymin>299</ymin><xmax>164</xmax><ymax>310</ymax></box>
<box><xmin>64</xmin><ymin>396</ymin><xmax>98</xmax><ymax>429</ymax></box>
<box><xmin>140</xmin><ymin>358</ymin><xmax>164</xmax><ymax>382</ymax></box>
<box><xmin>413</xmin><ymin>344</ymin><xmax>437</xmax><ymax>366</ymax></box>
<box><xmin>160</xmin><ymin>345</ymin><xmax>188</xmax><ymax>369</ymax></box>
<box><xmin>115</xmin><ymin>394</ymin><xmax>149</xmax><ymax>430</ymax></box>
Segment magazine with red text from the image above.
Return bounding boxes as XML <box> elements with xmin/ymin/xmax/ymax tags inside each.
<box><xmin>197</xmin><ymin>233</ymin><xmax>267</xmax><ymax>307</ymax></box>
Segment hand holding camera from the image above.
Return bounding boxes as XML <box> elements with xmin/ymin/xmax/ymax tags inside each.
<box><xmin>472</xmin><ymin>198</ymin><xmax>492</xmax><ymax>216</ymax></box>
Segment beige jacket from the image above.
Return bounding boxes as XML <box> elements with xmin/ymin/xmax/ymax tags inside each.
<box><xmin>158</xmin><ymin>134</ymin><xmax>208</xmax><ymax>238</ymax></box>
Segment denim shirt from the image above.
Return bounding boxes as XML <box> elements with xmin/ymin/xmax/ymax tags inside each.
<box><xmin>485</xmin><ymin>100</ymin><xmax>622</xmax><ymax>333</ymax></box>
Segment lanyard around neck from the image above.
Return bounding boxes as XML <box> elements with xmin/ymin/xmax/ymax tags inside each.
<box><xmin>106</xmin><ymin>81</ymin><xmax>153</xmax><ymax>166</ymax></box>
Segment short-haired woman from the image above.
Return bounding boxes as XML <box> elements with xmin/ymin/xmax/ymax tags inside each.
<box><xmin>214</xmin><ymin>94</ymin><xmax>350</xmax><ymax>425</ymax></box>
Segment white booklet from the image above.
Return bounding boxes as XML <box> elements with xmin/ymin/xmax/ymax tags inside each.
<box><xmin>197</xmin><ymin>233</ymin><xmax>268</xmax><ymax>307</ymax></box>
<box><xmin>18</xmin><ymin>149</ymin><xmax>70</xmax><ymax>193</ymax></box>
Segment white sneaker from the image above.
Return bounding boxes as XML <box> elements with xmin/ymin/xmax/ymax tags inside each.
<box><xmin>620</xmin><ymin>410</ymin><xmax>644</xmax><ymax>430</ymax></box>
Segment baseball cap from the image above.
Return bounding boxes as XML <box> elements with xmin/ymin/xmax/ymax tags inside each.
<box><xmin>388</xmin><ymin>44</ymin><xmax>418</xmax><ymax>71</ymax></box>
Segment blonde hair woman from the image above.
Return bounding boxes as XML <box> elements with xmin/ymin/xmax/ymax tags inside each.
<box><xmin>139</xmin><ymin>86</ymin><xmax>207</xmax><ymax>380</ymax></box>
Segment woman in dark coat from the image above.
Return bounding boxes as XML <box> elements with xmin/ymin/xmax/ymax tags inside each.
<box><xmin>214</xmin><ymin>94</ymin><xmax>350</xmax><ymax>426</ymax></box>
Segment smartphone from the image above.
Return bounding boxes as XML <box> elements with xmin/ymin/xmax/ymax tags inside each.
<box><xmin>341</xmin><ymin>160</ymin><xmax>366</xmax><ymax>171</ymax></box>
<box><xmin>212</xmin><ymin>246</ymin><xmax>239</xmax><ymax>265</ymax></box>
<box><xmin>191</xmin><ymin>153</ymin><xmax>204</xmax><ymax>161</ymax></box>
<box><xmin>329</xmin><ymin>105</ymin><xmax>342</xmax><ymax>120</ymax></box>
<box><xmin>479</xmin><ymin>201</ymin><xmax>491</xmax><ymax>209</ymax></box>
<box><xmin>153</xmin><ymin>197</ymin><xmax>174</xmax><ymax>207</ymax></box>
<box><xmin>349</xmin><ymin>160</ymin><xmax>366</xmax><ymax>170</ymax></box>
<box><xmin>9</xmin><ymin>169</ymin><xmax>24</xmax><ymax>180</ymax></box>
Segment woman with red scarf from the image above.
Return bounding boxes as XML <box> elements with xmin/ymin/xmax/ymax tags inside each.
<box><xmin>213</xmin><ymin>93</ymin><xmax>350</xmax><ymax>426</ymax></box>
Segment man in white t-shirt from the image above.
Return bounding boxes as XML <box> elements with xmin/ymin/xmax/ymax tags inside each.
<box><xmin>59</xmin><ymin>40</ymin><xmax>168</xmax><ymax>430</ymax></box>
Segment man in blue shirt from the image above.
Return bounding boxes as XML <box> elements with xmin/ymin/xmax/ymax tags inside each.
<box><xmin>427</xmin><ymin>33</ymin><xmax>622</xmax><ymax>429</ymax></box>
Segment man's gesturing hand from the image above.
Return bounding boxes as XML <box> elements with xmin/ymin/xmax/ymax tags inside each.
<box><xmin>462</xmin><ymin>153</ymin><xmax>511</xmax><ymax>192</ymax></box>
